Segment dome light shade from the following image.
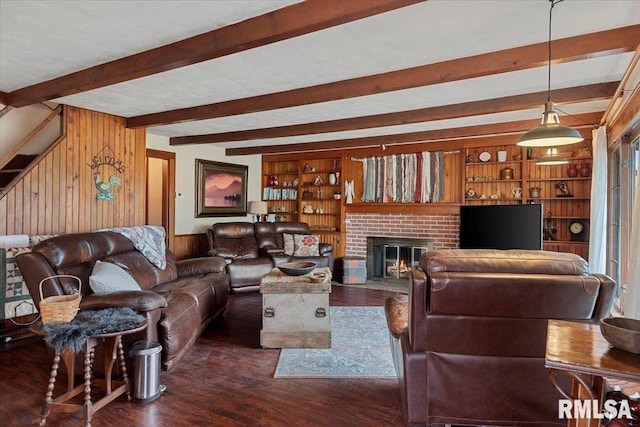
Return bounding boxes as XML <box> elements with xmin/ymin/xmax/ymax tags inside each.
<box><xmin>518</xmin><ymin>102</ymin><xmax>584</xmax><ymax>147</ymax></box>
<box><xmin>536</xmin><ymin>147</ymin><xmax>569</xmax><ymax>165</ymax></box>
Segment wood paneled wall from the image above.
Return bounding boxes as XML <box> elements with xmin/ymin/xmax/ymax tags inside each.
<box><xmin>173</xmin><ymin>233</ymin><xmax>209</xmax><ymax>260</ymax></box>
<box><xmin>0</xmin><ymin>106</ymin><xmax>146</xmax><ymax>236</ymax></box>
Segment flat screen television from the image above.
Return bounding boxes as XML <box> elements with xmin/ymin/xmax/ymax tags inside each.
<box><xmin>459</xmin><ymin>204</ymin><xmax>543</xmax><ymax>250</ymax></box>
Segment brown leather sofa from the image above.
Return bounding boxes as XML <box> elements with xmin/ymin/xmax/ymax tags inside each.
<box><xmin>16</xmin><ymin>231</ymin><xmax>230</xmax><ymax>371</ymax></box>
<box><xmin>385</xmin><ymin>249</ymin><xmax>615</xmax><ymax>427</ymax></box>
<box><xmin>206</xmin><ymin>221</ymin><xmax>334</xmax><ymax>292</ymax></box>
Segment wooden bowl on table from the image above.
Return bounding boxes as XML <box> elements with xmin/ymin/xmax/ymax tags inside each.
<box><xmin>278</xmin><ymin>262</ymin><xmax>317</xmax><ymax>276</ymax></box>
<box><xmin>600</xmin><ymin>317</ymin><xmax>640</xmax><ymax>354</ymax></box>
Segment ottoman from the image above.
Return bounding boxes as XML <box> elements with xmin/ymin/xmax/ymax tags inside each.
<box><xmin>335</xmin><ymin>256</ymin><xmax>367</xmax><ymax>285</ymax></box>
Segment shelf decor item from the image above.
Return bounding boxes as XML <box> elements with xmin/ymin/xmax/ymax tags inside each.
<box><xmin>543</xmin><ymin>212</ymin><xmax>557</xmax><ymax>241</ymax></box>
<box><xmin>529</xmin><ymin>187</ymin><xmax>542</xmax><ymax>198</ymax></box>
<box><xmin>579</xmin><ymin>163</ymin><xmax>591</xmax><ymax>177</ymax></box>
<box><xmin>499</xmin><ymin>167</ymin><xmax>514</xmax><ymax>180</ymax></box>
<box><xmin>567</xmin><ymin>163</ymin><xmax>579</xmax><ymax>178</ymax></box>
<box><xmin>511</xmin><ymin>187</ymin><xmax>522</xmax><ymax>199</ymax></box>
<box><xmin>329</xmin><ymin>172</ymin><xmax>337</xmax><ymax>185</ymax></box>
<box><xmin>569</xmin><ymin>219</ymin><xmax>586</xmax><ymax>241</ymax></box>
<box><xmin>555</xmin><ymin>181</ymin><xmax>572</xmax><ymax>197</ymax></box>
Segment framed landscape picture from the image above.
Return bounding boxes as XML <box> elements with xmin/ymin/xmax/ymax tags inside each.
<box><xmin>195</xmin><ymin>159</ymin><xmax>248</xmax><ymax>217</ymax></box>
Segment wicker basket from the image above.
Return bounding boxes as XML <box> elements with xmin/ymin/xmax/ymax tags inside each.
<box><xmin>38</xmin><ymin>275</ymin><xmax>82</xmax><ymax>324</ymax></box>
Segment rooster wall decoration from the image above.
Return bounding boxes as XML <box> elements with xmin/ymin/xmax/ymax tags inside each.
<box><xmin>94</xmin><ymin>172</ymin><xmax>121</xmax><ymax>201</ymax></box>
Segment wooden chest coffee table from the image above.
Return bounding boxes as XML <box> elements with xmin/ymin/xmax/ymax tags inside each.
<box><xmin>260</xmin><ymin>267</ymin><xmax>331</xmax><ymax>349</ymax></box>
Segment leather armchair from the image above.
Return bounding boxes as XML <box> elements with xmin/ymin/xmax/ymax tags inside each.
<box><xmin>206</xmin><ymin>222</ymin><xmax>273</xmax><ymax>292</ymax></box>
<box><xmin>385</xmin><ymin>249</ymin><xmax>615</xmax><ymax>427</ymax></box>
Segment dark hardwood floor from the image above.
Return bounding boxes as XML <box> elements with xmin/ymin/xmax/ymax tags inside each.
<box><xmin>0</xmin><ymin>286</ymin><xmax>405</xmax><ymax>427</ymax></box>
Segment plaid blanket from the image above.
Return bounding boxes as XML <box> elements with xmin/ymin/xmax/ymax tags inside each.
<box><xmin>102</xmin><ymin>226</ymin><xmax>167</xmax><ymax>269</ymax></box>
<box><xmin>0</xmin><ymin>247</ymin><xmax>37</xmax><ymax>320</ymax></box>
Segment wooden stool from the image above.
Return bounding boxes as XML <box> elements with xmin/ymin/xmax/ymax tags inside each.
<box><xmin>31</xmin><ymin>321</ymin><xmax>147</xmax><ymax>427</ymax></box>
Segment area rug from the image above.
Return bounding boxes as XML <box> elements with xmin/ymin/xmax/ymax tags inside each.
<box><xmin>273</xmin><ymin>306</ymin><xmax>396</xmax><ymax>378</ymax></box>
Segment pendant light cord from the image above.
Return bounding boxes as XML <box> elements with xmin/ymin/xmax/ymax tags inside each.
<box><xmin>547</xmin><ymin>0</ymin><xmax>598</xmax><ymax>128</ymax></box>
<box><xmin>547</xmin><ymin>0</ymin><xmax>565</xmax><ymax>102</ymax></box>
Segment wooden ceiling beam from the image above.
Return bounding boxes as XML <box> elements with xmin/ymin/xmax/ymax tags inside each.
<box><xmin>170</xmin><ymin>82</ymin><xmax>617</xmax><ymax>145</ymax></box>
<box><xmin>129</xmin><ymin>25</ymin><xmax>640</xmax><ymax>129</ymax></box>
<box><xmin>5</xmin><ymin>0</ymin><xmax>424</xmax><ymax>107</ymax></box>
<box><xmin>0</xmin><ymin>91</ymin><xmax>7</xmax><ymax>106</ymax></box>
<box><xmin>225</xmin><ymin>112</ymin><xmax>603</xmax><ymax>156</ymax></box>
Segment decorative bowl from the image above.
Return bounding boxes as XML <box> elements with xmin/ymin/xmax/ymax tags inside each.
<box><xmin>278</xmin><ymin>261</ymin><xmax>317</xmax><ymax>276</ymax></box>
<box><xmin>600</xmin><ymin>317</ymin><xmax>640</xmax><ymax>354</ymax></box>
<box><xmin>309</xmin><ymin>272</ymin><xmax>327</xmax><ymax>283</ymax></box>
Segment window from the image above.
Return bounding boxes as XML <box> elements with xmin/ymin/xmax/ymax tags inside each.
<box><xmin>607</xmin><ymin>146</ymin><xmax>621</xmax><ymax>291</ymax></box>
<box><xmin>608</xmin><ymin>134</ymin><xmax>638</xmax><ymax>315</ymax></box>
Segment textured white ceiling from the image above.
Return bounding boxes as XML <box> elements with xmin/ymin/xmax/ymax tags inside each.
<box><xmin>0</xmin><ymin>0</ymin><xmax>300</xmax><ymax>91</ymax></box>
<box><xmin>1</xmin><ymin>0</ymin><xmax>639</xmax><ymax>150</ymax></box>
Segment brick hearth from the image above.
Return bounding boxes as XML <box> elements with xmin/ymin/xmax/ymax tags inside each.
<box><xmin>345</xmin><ymin>212</ymin><xmax>460</xmax><ymax>257</ymax></box>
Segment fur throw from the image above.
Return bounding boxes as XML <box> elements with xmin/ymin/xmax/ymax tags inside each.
<box><xmin>43</xmin><ymin>307</ymin><xmax>144</xmax><ymax>353</ymax></box>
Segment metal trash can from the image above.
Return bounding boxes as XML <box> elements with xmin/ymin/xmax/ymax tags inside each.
<box><xmin>130</xmin><ymin>340</ymin><xmax>165</xmax><ymax>403</ymax></box>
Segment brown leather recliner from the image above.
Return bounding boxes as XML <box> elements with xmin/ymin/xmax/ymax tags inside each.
<box><xmin>17</xmin><ymin>231</ymin><xmax>230</xmax><ymax>371</ymax></box>
<box><xmin>385</xmin><ymin>249</ymin><xmax>616</xmax><ymax>427</ymax></box>
<box><xmin>206</xmin><ymin>221</ymin><xmax>334</xmax><ymax>293</ymax></box>
<box><xmin>206</xmin><ymin>222</ymin><xmax>274</xmax><ymax>292</ymax></box>
<box><xmin>254</xmin><ymin>221</ymin><xmax>334</xmax><ymax>270</ymax></box>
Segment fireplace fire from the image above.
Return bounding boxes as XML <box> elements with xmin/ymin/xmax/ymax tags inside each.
<box><xmin>387</xmin><ymin>259</ymin><xmax>409</xmax><ymax>277</ymax></box>
<box><xmin>367</xmin><ymin>237</ymin><xmax>434</xmax><ymax>281</ymax></box>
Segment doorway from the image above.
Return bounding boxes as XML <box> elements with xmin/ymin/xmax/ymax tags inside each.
<box><xmin>146</xmin><ymin>149</ymin><xmax>175</xmax><ymax>252</ymax></box>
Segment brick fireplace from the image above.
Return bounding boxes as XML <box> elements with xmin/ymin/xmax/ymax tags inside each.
<box><xmin>345</xmin><ymin>212</ymin><xmax>460</xmax><ymax>258</ymax></box>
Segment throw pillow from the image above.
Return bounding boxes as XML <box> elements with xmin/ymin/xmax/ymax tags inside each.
<box><xmin>89</xmin><ymin>260</ymin><xmax>141</xmax><ymax>294</ymax></box>
<box><xmin>283</xmin><ymin>233</ymin><xmax>295</xmax><ymax>256</ymax></box>
<box><xmin>293</xmin><ymin>234</ymin><xmax>320</xmax><ymax>257</ymax></box>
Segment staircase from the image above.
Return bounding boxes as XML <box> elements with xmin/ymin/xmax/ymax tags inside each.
<box><xmin>0</xmin><ymin>154</ymin><xmax>38</xmax><ymax>193</ymax></box>
<box><xmin>0</xmin><ymin>104</ymin><xmax>63</xmax><ymax>196</ymax></box>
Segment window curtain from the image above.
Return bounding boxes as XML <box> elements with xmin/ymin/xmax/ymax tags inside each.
<box><xmin>588</xmin><ymin>127</ymin><xmax>607</xmax><ymax>274</ymax></box>
<box><xmin>626</xmin><ymin>137</ymin><xmax>640</xmax><ymax>319</ymax></box>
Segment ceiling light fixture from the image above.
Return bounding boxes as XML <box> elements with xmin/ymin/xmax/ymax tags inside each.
<box><xmin>517</xmin><ymin>0</ymin><xmax>584</xmax><ymax>148</ymax></box>
<box><xmin>536</xmin><ymin>147</ymin><xmax>569</xmax><ymax>165</ymax></box>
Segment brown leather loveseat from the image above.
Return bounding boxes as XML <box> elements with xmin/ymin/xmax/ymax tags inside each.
<box><xmin>385</xmin><ymin>249</ymin><xmax>615</xmax><ymax>427</ymax></box>
<box><xmin>17</xmin><ymin>231</ymin><xmax>230</xmax><ymax>371</ymax></box>
<box><xmin>206</xmin><ymin>221</ymin><xmax>334</xmax><ymax>292</ymax></box>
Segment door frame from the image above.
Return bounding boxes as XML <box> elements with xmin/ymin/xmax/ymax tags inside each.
<box><xmin>146</xmin><ymin>149</ymin><xmax>176</xmax><ymax>252</ymax></box>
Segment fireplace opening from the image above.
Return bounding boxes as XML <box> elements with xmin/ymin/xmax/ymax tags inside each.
<box><xmin>366</xmin><ymin>237</ymin><xmax>434</xmax><ymax>281</ymax></box>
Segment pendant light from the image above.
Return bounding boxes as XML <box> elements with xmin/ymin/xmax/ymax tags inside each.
<box><xmin>536</xmin><ymin>147</ymin><xmax>569</xmax><ymax>165</ymax></box>
<box><xmin>517</xmin><ymin>0</ymin><xmax>584</xmax><ymax>148</ymax></box>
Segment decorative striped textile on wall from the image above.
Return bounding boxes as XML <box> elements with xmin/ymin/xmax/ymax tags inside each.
<box><xmin>356</xmin><ymin>152</ymin><xmax>445</xmax><ymax>203</ymax></box>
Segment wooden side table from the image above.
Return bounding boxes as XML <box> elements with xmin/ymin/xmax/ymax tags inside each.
<box><xmin>31</xmin><ymin>320</ymin><xmax>148</xmax><ymax>427</ymax></box>
<box><xmin>545</xmin><ymin>319</ymin><xmax>640</xmax><ymax>427</ymax></box>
